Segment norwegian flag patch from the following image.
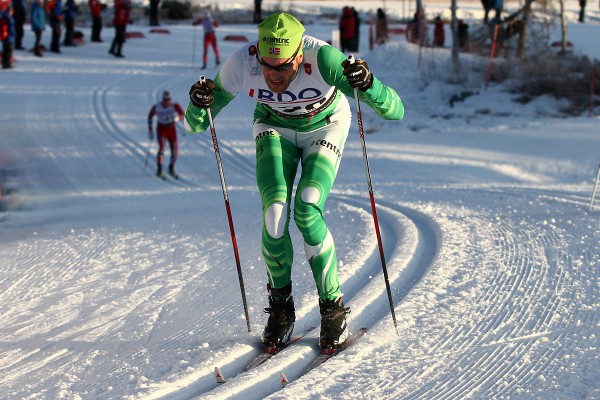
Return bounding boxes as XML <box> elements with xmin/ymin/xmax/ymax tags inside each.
<box><xmin>269</xmin><ymin>47</ymin><xmax>280</xmax><ymax>55</ymax></box>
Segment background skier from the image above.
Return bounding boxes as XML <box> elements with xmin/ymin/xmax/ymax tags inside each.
<box><xmin>201</xmin><ymin>10</ymin><xmax>219</xmax><ymax>69</ymax></box>
<box><xmin>148</xmin><ymin>90</ymin><xmax>185</xmax><ymax>179</ymax></box>
<box><xmin>185</xmin><ymin>12</ymin><xmax>404</xmax><ymax>351</ymax></box>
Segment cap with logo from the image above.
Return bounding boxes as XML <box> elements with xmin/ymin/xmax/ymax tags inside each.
<box><xmin>257</xmin><ymin>12</ymin><xmax>305</xmax><ymax>59</ymax></box>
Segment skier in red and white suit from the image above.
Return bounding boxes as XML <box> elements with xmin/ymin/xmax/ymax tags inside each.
<box><xmin>148</xmin><ymin>90</ymin><xmax>185</xmax><ymax>179</ymax></box>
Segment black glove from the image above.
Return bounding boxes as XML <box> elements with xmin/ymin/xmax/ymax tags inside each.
<box><xmin>189</xmin><ymin>78</ymin><xmax>216</xmax><ymax>108</ymax></box>
<box><xmin>341</xmin><ymin>58</ymin><xmax>374</xmax><ymax>92</ymax></box>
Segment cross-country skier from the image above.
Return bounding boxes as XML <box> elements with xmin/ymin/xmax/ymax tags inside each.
<box><xmin>184</xmin><ymin>12</ymin><xmax>404</xmax><ymax>351</ymax></box>
<box><xmin>201</xmin><ymin>10</ymin><xmax>219</xmax><ymax>70</ymax></box>
<box><xmin>148</xmin><ymin>90</ymin><xmax>185</xmax><ymax>179</ymax></box>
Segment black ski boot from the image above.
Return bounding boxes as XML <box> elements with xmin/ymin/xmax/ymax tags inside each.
<box><xmin>168</xmin><ymin>164</ymin><xmax>178</xmax><ymax>179</ymax></box>
<box><xmin>156</xmin><ymin>166</ymin><xmax>165</xmax><ymax>179</ymax></box>
<box><xmin>319</xmin><ymin>297</ymin><xmax>350</xmax><ymax>350</ymax></box>
<box><xmin>261</xmin><ymin>283</ymin><xmax>295</xmax><ymax>348</ymax></box>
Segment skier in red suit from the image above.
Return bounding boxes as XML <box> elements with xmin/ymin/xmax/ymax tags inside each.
<box><xmin>148</xmin><ymin>91</ymin><xmax>185</xmax><ymax>179</ymax></box>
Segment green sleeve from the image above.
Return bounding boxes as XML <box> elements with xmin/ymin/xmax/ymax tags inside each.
<box><xmin>184</xmin><ymin>73</ymin><xmax>237</xmax><ymax>133</ymax></box>
<box><xmin>316</xmin><ymin>45</ymin><xmax>404</xmax><ymax>121</ymax></box>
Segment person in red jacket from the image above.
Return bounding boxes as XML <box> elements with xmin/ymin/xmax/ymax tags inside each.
<box><xmin>433</xmin><ymin>16</ymin><xmax>445</xmax><ymax>47</ymax></box>
<box><xmin>338</xmin><ymin>6</ymin><xmax>355</xmax><ymax>53</ymax></box>
<box><xmin>89</xmin><ymin>0</ymin><xmax>103</xmax><ymax>42</ymax></box>
<box><xmin>148</xmin><ymin>91</ymin><xmax>185</xmax><ymax>179</ymax></box>
<box><xmin>108</xmin><ymin>0</ymin><xmax>129</xmax><ymax>57</ymax></box>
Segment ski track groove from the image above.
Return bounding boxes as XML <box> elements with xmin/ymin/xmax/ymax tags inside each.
<box><xmin>182</xmin><ymin>194</ymin><xmax>439</xmax><ymax>400</ymax></box>
<box><xmin>396</xmin><ymin>193</ymin><xmax>596</xmax><ymax>400</ymax></box>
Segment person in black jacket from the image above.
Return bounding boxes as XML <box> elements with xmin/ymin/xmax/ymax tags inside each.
<box><xmin>11</xmin><ymin>0</ymin><xmax>25</xmax><ymax>49</ymax></box>
<box><xmin>62</xmin><ymin>0</ymin><xmax>77</xmax><ymax>46</ymax></box>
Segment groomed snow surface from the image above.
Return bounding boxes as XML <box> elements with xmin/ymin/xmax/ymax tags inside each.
<box><xmin>0</xmin><ymin>1</ymin><xmax>599</xmax><ymax>399</ymax></box>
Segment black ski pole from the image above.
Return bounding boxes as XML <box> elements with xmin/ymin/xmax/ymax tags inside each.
<box><xmin>347</xmin><ymin>55</ymin><xmax>399</xmax><ymax>335</ymax></box>
<box><xmin>200</xmin><ymin>76</ymin><xmax>251</xmax><ymax>332</ymax></box>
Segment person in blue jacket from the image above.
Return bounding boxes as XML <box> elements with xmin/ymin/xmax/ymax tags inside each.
<box><xmin>31</xmin><ymin>0</ymin><xmax>45</xmax><ymax>57</ymax></box>
<box><xmin>0</xmin><ymin>4</ymin><xmax>15</xmax><ymax>68</ymax></box>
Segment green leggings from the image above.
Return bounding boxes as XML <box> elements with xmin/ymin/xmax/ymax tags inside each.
<box><xmin>253</xmin><ymin>116</ymin><xmax>350</xmax><ymax>301</ymax></box>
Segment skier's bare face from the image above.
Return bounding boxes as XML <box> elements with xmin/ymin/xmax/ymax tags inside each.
<box><xmin>258</xmin><ymin>53</ymin><xmax>304</xmax><ymax>94</ymax></box>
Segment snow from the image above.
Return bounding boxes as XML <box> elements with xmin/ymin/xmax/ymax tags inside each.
<box><xmin>1</xmin><ymin>0</ymin><xmax>599</xmax><ymax>399</ymax></box>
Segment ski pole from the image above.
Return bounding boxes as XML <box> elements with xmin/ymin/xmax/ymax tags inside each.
<box><xmin>590</xmin><ymin>160</ymin><xmax>600</xmax><ymax>211</ymax></box>
<box><xmin>347</xmin><ymin>55</ymin><xmax>399</xmax><ymax>335</ymax></box>
<box><xmin>200</xmin><ymin>76</ymin><xmax>251</xmax><ymax>332</ymax></box>
<box><xmin>144</xmin><ymin>136</ymin><xmax>152</xmax><ymax>171</ymax></box>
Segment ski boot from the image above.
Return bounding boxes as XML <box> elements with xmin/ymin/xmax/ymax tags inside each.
<box><xmin>319</xmin><ymin>297</ymin><xmax>350</xmax><ymax>350</ymax></box>
<box><xmin>156</xmin><ymin>166</ymin><xmax>165</xmax><ymax>180</ymax></box>
<box><xmin>168</xmin><ymin>165</ymin><xmax>179</xmax><ymax>179</ymax></box>
<box><xmin>262</xmin><ymin>283</ymin><xmax>295</xmax><ymax>349</ymax></box>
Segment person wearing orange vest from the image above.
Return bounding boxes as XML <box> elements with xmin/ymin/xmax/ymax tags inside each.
<box><xmin>45</xmin><ymin>0</ymin><xmax>61</xmax><ymax>53</ymax></box>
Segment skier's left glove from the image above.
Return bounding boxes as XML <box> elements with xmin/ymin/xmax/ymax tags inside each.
<box><xmin>341</xmin><ymin>58</ymin><xmax>374</xmax><ymax>92</ymax></box>
<box><xmin>189</xmin><ymin>78</ymin><xmax>215</xmax><ymax>109</ymax></box>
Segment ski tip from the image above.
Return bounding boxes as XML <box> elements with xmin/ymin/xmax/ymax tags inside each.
<box><xmin>214</xmin><ymin>366</ymin><xmax>226</xmax><ymax>384</ymax></box>
<box><xmin>279</xmin><ymin>371</ymin><xmax>289</xmax><ymax>387</ymax></box>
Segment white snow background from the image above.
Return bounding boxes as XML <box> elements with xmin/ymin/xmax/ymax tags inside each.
<box><xmin>0</xmin><ymin>0</ymin><xmax>599</xmax><ymax>399</ymax></box>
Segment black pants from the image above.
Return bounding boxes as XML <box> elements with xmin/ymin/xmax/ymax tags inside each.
<box><xmin>63</xmin><ymin>16</ymin><xmax>75</xmax><ymax>46</ymax></box>
<box><xmin>2</xmin><ymin>42</ymin><xmax>13</xmax><ymax>68</ymax></box>
<box><xmin>50</xmin><ymin>24</ymin><xmax>61</xmax><ymax>52</ymax></box>
<box><xmin>109</xmin><ymin>25</ymin><xmax>126</xmax><ymax>56</ymax></box>
<box><xmin>15</xmin><ymin>21</ymin><xmax>24</xmax><ymax>49</ymax></box>
<box><xmin>91</xmin><ymin>16</ymin><xmax>102</xmax><ymax>41</ymax></box>
<box><xmin>34</xmin><ymin>28</ymin><xmax>43</xmax><ymax>53</ymax></box>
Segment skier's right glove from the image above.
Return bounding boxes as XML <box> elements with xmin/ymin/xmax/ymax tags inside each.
<box><xmin>189</xmin><ymin>78</ymin><xmax>215</xmax><ymax>109</ymax></box>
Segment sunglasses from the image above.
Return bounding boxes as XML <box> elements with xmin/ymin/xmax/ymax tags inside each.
<box><xmin>256</xmin><ymin>43</ymin><xmax>301</xmax><ymax>72</ymax></box>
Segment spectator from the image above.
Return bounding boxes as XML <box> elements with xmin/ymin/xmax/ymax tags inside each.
<box><xmin>339</xmin><ymin>6</ymin><xmax>356</xmax><ymax>53</ymax></box>
<box><xmin>201</xmin><ymin>10</ymin><xmax>220</xmax><ymax>69</ymax></box>
<box><xmin>0</xmin><ymin>3</ymin><xmax>15</xmax><ymax>68</ymax></box>
<box><xmin>148</xmin><ymin>90</ymin><xmax>185</xmax><ymax>179</ymax></box>
<box><xmin>253</xmin><ymin>0</ymin><xmax>262</xmax><ymax>23</ymax></box>
<box><xmin>46</xmin><ymin>0</ymin><xmax>62</xmax><ymax>53</ymax></box>
<box><xmin>88</xmin><ymin>0</ymin><xmax>103</xmax><ymax>42</ymax></box>
<box><xmin>375</xmin><ymin>8</ymin><xmax>388</xmax><ymax>45</ymax></box>
<box><xmin>31</xmin><ymin>0</ymin><xmax>45</xmax><ymax>56</ymax></box>
<box><xmin>149</xmin><ymin>0</ymin><xmax>159</xmax><ymax>26</ymax></box>
<box><xmin>350</xmin><ymin>7</ymin><xmax>360</xmax><ymax>52</ymax></box>
<box><xmin>108</xmin><ymin>0</ymin><xmax>130</xmax><ymax>58</ymax></box>
<box><xmin>405</xmin><ymin>12</ymin><xmax>419</xmax><ymax>44</ymax></box>
<box><xmin>578</xmin><ymin>0</ymin><xmax>586</xmax><ymax>22</ymax></box>
<box><xmin>62</xmin><ymin>0</ymin><xmax>77</xmax><ymax>46</ymax></box>
<box><xmin>433</xmin><ymin>15</ymin><xmax>444</xmax><ymax>47</ymax></box>
<box><xmin>457</xmin><ymin>19</ymin><xmax>469</xmax><ymax>51</ymax></box>
<box><xmin>11</xmin><ymin>0</ymin><xmax>24</xmax><ymax>49</ymax></box>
